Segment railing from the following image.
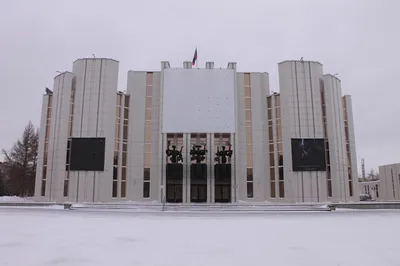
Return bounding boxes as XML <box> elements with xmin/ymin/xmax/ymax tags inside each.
<box><xmin>161</xmin><ymin>195</ymin><xmax>167</xmax><ymax>211</ymax></box>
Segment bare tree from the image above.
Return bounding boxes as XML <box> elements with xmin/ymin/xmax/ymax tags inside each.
<box><xmin>0</xmin><ymin>163</ymin><xmax>7</xmax><ymax>196</ymax></box>
<box><xmin>2</xmin><ymin>122</ymin><xmax>39</xmax><ymax>196</ymax></box>
<box><xmin>367</xmin><ymin>168</ymin><xmax>379</xmax><ymax>181</ymax></box>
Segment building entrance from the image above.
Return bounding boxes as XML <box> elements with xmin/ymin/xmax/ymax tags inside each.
<box><xmin>190</xmin><ymin>163</ymin><xmax>207</xmax><ymax>203</ymax></box>
<box><xmin>166</xmin><ymin>163</ymin><xmax>183</xmax><ymax>203</ymax></box>
<box><xmin>214</xmin><ymin>164</ymin><xmax>232</xmax><ymax>203</ymax></box>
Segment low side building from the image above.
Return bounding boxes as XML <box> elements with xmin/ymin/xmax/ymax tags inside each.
<box><xmin>379</xmin><ymin>163</ymin><xmax>400</xmax><ymax>201</ymax></box>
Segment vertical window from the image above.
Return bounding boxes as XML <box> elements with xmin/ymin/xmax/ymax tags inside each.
<box><xmin>323</xmin><ymin>92</ymin><xmax>332</xmax><ymax>197</ymax></box>
<box><xmin>143</xmin><ymin>73</ymin><xmax>153</xmax><ymax>198</ymax></box>
<box><xmin>244</xmin><ymin>73</ymin><xmax>253</xmax><ymax>198</ymax></box>
<box><xmin>267</xmin><ymin>95</ymin><xmax>275</xmax><ymax>198</ymax></box>
<box><xmin>267</xmin><ymin>95</ymin><xmax>283</xmax><ymax>199</ymax></box>
<box><xmin>342</xmin><ymin>98</ymin><xmax>353</xmax><ymax>197</ymax></box>
<box><xmin>276</xmin><ymin>95</ymin><xmax>284</xmax><ymax>198</ymax></box>
<box><xmin>41</xmin><ymin>95</ymin><xmax>52</xmax><ymax>196</ymax></box>
<box><xmin>120</xmin><ymin>95</ymin><xmax>129</xmax><ymax>198</ymax></box>
<box><xmin>64</xmin><ymin>88</ymin><xmax>75</xmax><ymax>198</ymax></box>
<box><xmin>112</xmin><ymin>94</ymin><xmax>122</xmax><ymax>198</ymax></box>
<box><xmin>391</xmin><ymin>169</ymin><xmax>395</xmax><ymax>198</ymax></box>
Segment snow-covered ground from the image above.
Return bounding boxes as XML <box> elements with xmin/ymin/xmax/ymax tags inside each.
<box><xmin>1</xmin><ymin>208</ymin><xmax>399</xmax><ymax>266</ymax></box>
<box><xmin>0</xmin><ymin>196</ymin><xmax>33</xmax><ymax>202</ymax></box>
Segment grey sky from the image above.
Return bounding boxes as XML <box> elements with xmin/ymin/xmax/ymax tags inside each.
<box><xmin>0</xmin><ymin>0</ymin><xmax>399</xmax><ymax>172</ymax></box>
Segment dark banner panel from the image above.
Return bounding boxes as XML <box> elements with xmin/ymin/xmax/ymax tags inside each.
<box><xmin>69</xmin><ymin>138</ymin><xmax>106</xmax><ymax>171</ymax></box>
<box><xmin>214</xmin><ymin>164</ymin><xmax>232</xmax><ymax>182</ymax></box>
<box><xmin>166</xmin><ymin>163</ymin><xmax>183</xmax><ymax>181</ymax></box>
<box><xmin>190</xmin><ymin>164</ymin><xmax>207</xmax><ymax>181</ymax></box>
<box><xmin>291</xmin><ymin>138</ymin><xmax>326</xmax><ymax>171</ymax></box>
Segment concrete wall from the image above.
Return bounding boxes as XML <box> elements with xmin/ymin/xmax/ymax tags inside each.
<box><xmin>235</xmin><ymin>73</ymin><xmax>247</xmax><ymax>201</ymax></box>
<box><xmin>235</xmin><ymin>72</ymin><xmax>269</xmax><ymax>202</ymax></box>
<box><xmin>323</xmin><ymin>75</ymin><xmax>349</xmax><ymax>202</ymax></box>
<box><xmin>359</xmin><ymin>180</ymin><xmax>380</xmax><ymax>200</ymax></box>
<box><xmin>68</xmin><ymin>58</ymin><xmax>119</xmax><ymax>202</ymax></box>
<box><xmin>343</xmin><ymin>95</ymin><xmax>359</xmax><ymax>201</ymax></box>
<box><xmin>126</xmin><ymin>71</ymin><xmax>147</xmax><ymax>201</ymax></box>
<box><xmin>379</xmin><ymin>163</ymin><xmax>400</xmax><ymax>201</ymax></box>
<box><xmin>36</xmin><ymin>58</ymin><xmax>358</xmax><ymax>204</ymax></box>
<box><xmin>279</xmin><ymin>61</ymin><xmax>326</xmax><ymax>203</ymax></box>
<box><xmin>46</xmin><ymin>72</ymin><xmax>73</xmax><ymax>202</ymax></box>
<box><xmin>34</xmin><ymin>94</ymin><xmax>51</xmax><ymax>197</ymax></box>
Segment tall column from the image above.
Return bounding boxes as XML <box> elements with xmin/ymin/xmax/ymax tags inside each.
<box><xmin>182</xmin><ymin>133</ymin><xmax>189</xmax><ymax>203</ymax></box>
<box><xmin>206</xmin><ymin>133</ymin><xmax>211</xmax><ymax>203</ymax></box>
<box><xmin>231</xmin><ymin>133</ymin><xmax>236</xmax><ymax>203</ymax></box>
<box><xmin>210</xmin><ymin>134</ymin><xmax>215</xmax><ymax>203</ymax></box>
<box><xmin>160</xmin><ymin>133</ymin><xmax>167</xmax><ymax>202</ymax></box>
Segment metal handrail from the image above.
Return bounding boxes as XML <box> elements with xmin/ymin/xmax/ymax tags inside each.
<box><xmin>161</xmin><ymin>195</ymin><xmax>167</xmax><ymax>211</ymax></box>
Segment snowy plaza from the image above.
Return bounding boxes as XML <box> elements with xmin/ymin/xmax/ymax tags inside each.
<box><xmin>1</xmin><ymin>207</ymin><xmax>400</xmax><ymax>266</ymax></box>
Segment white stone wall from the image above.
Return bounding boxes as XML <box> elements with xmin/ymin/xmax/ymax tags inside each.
<box><xmin>323</xmin><ymin>75</ymin><xmax>349</xmax><ymax>202</ymax></box>
<box><xmin>379</xmin><ymin>163</ymin><xmax>400</xmax><ymax>201</ymax></box>
<box><xmin>68</xmin><ymin>58</ymin><xmax>119</xmax><ymax>202</ymax></box>
<box><xmin>46</xmin><ymin>72</ymin><xmax>73</xmax><ymax>202</ymax></box>
<box><xmin>34</xmin><ymin>94</ymin><xmax>51</xmax><ymax>198</ymax></box>
<box><xmin>279</xmin><ymin>61</ymin><xmax>326</xmax><ymax>203</ymax></box>
<box><xmin>343</xmin><ymin>95</ymin><xmax>359</xmax><ymax>201</ymax></box>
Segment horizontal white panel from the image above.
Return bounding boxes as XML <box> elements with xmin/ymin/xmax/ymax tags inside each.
<box><xmin>162</xmin><ymin>69</ymin><xmax>235</xmax><ymax>133</ymax></box>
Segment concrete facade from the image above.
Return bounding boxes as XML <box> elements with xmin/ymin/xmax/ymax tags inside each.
<box><xmin>359</xmin><ymin>180</ymin><xmax>380</xmax><ymax>200</ymax></box>
<box><xmin>379</xmin><ymin>163</ymin><xmax>400</xmax><ymax>201</ymax></box>
<box><xmin>35</xmin><ymin>58</ymin><xmax>358</xmax><ymax>203</ymax></box>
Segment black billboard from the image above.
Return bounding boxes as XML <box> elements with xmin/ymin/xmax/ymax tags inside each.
<box><xmin>291</xmin><ymin>138</ymin><xmax>326</xmax><ymax>171</ymax></box>
<box><xmin>69</xmin><ymin>137</ymin><xmax>106</xmax><ymax>171</ymax></box>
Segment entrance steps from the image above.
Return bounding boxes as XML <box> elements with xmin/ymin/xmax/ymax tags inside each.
<box><xmin>69</xmin><ymin>202</ymin><xmax>331</xmax><ymax>212</ymax></box>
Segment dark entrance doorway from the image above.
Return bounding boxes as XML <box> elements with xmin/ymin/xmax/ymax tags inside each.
<box><xmin>190</xmin><ymin>164</ymin><xmax>207</xmax><ymax>203</ymax></box>
<box><xmin>166</xmin><ymin>163</ymin><xmax>183</xmax><ymax>203</ymax></box>
<box><xmin>214</xmin><ymin>164</ymin><xmax>232</xmax><ymax>203</ymax></box>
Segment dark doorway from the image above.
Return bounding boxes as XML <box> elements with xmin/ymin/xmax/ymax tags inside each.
<box><xmin>214</xmin><ymin>164</ymin><xmax>232</xmax><ymax>203</ymax></box>
<box><xmin>190</xmin><ymin>164</ymin><xmax>207</xmax><ymax>203</ymax></box>
<box><xmin>215</xmin><ymin>184</ymin><xmax>231</xmax><ymax>203</ymax></box>
<box><xmin>166</xmin><ymin>183</ymin><xmax>182</xmax><ymax>203</ymax></box>
<box><xmin>191</xmin><ymin>184</ymin><xmax>207</xmax><ymax>203</ymax></box>
<box><xmin>166</xmin><ymin>163</ymin><xmax>183</xmax><ymax>203</ymax></box>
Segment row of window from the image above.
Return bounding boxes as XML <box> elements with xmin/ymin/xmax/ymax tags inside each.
<box><xmin>63</xmin><ymin>88</ymin><xmax>75</xmax><ymax>197</ymax></box>
<box><xmin>41</xmin><ymin>95</ymin><xmax>53</xmax><ymax>196</ymax></box>
<box><xmin>244</xmin><ymin>73</ymin><xmax>254</xmax><ymax>198</ymax></box>
<box><xmin>321</xmin><ymin>92</ymin><xmax>333</xmax><ymax>198</ymax></box>
<box><xmin>112</xmin><ymin>94</ymin><xmax>130</xmax><ymax>198</ymax></box>
<box><xmin>143</xmin><ymin>73</ymin><xmax>153</xmax><ymax>199</ymax></box>
<box><xmin>343</xmin><ymin>99</ymin><xmax>354</xmax><ymax>197</ymax></box>
<box><xmin>267</xmin><ymin>94</ymin><xmax>284</xmax><ymax>199</ymax></box>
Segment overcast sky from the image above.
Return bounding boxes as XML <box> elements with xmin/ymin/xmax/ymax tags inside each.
<box><xmin>0</xmin><ymin>0</ymin><xmax>399</xmax><ymax>173</ymax></box>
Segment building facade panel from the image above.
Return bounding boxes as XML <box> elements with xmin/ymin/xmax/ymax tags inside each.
<box><xmin>34</xmin><ymin>94</ymin><xmax>51</xmax><ymax>198</ymax></box>
<box><xmin>323</xmin><ymin>75</ymin><xmax>349</xmax><ymax>202</ymax></box>
<box><xmin>379</xmin><ymin>164</ymin><xmax>400</xmax><ymax>201</ymax></box>
<box><xmin>67</xmin><ymin>58</ymin><xmax>119</xmax><ymax>202</ymax></box>
<box><xmin>126</xmin><ymin>71</ymin><xmax>147</xmax><ymax>201</ymax></box>
<box><xmin>249</xmin><ymin>73</ymin><xmax>269</xmax><ymax>201</ymax></box>
<box><xmin>35</xmin><ymin>58</ymin><xmax>358</xmax><ymax>204</ymax></box>
<box><xmin>46</xmin><ymin>72</ymin><xmax>73</xmax><ymax>202</ymax></box>
<box><xmin>279</xmin><ymin>61</ymin><xmax>327</xmax><ymax>203</ymax></box>
<box><xmin>343</xmin><ymin>95</ymin><xmax>358</xmax><ymax>201</ymax></box>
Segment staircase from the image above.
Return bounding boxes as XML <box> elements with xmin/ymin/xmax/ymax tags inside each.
<box><xmin>69</xmin><ymin>202</ymin><xmax>331</xmax><ymax>212</ymax></box>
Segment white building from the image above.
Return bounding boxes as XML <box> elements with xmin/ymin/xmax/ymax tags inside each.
<box><xmin>379</xmin><ymin>163</ymin><xmax>400</xmax><ymax>201</ymax></box>
<box><xmin>35</xmin><ymin>58</ymin><xmax>358</xmax><ymax>203</ymax></box>
<box><xmin>359</xmin><ymin>180</ymin><xmax>380</xmax><ymax>200</ymax></box>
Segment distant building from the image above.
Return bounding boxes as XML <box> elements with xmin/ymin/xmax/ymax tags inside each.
<box><xmin>35</xmin><ymin>58</ymin><xmax>358</xmax><ymax>203</ymax></box>
<box><xmin>379</xmin><ymin>163</ymin><xmax>400</xmax><ymax>201</ymax></box>
<box><xmin>359</xmin><ymin>180</ymin><xmax>380</xmax><ymax>201</ymax></box>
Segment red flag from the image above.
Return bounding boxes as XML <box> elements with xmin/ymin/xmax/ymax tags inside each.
<box><xmin>192</xmin><ymin>48</ymin><xmax>197</xmax><ymax>66</ymax></box>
